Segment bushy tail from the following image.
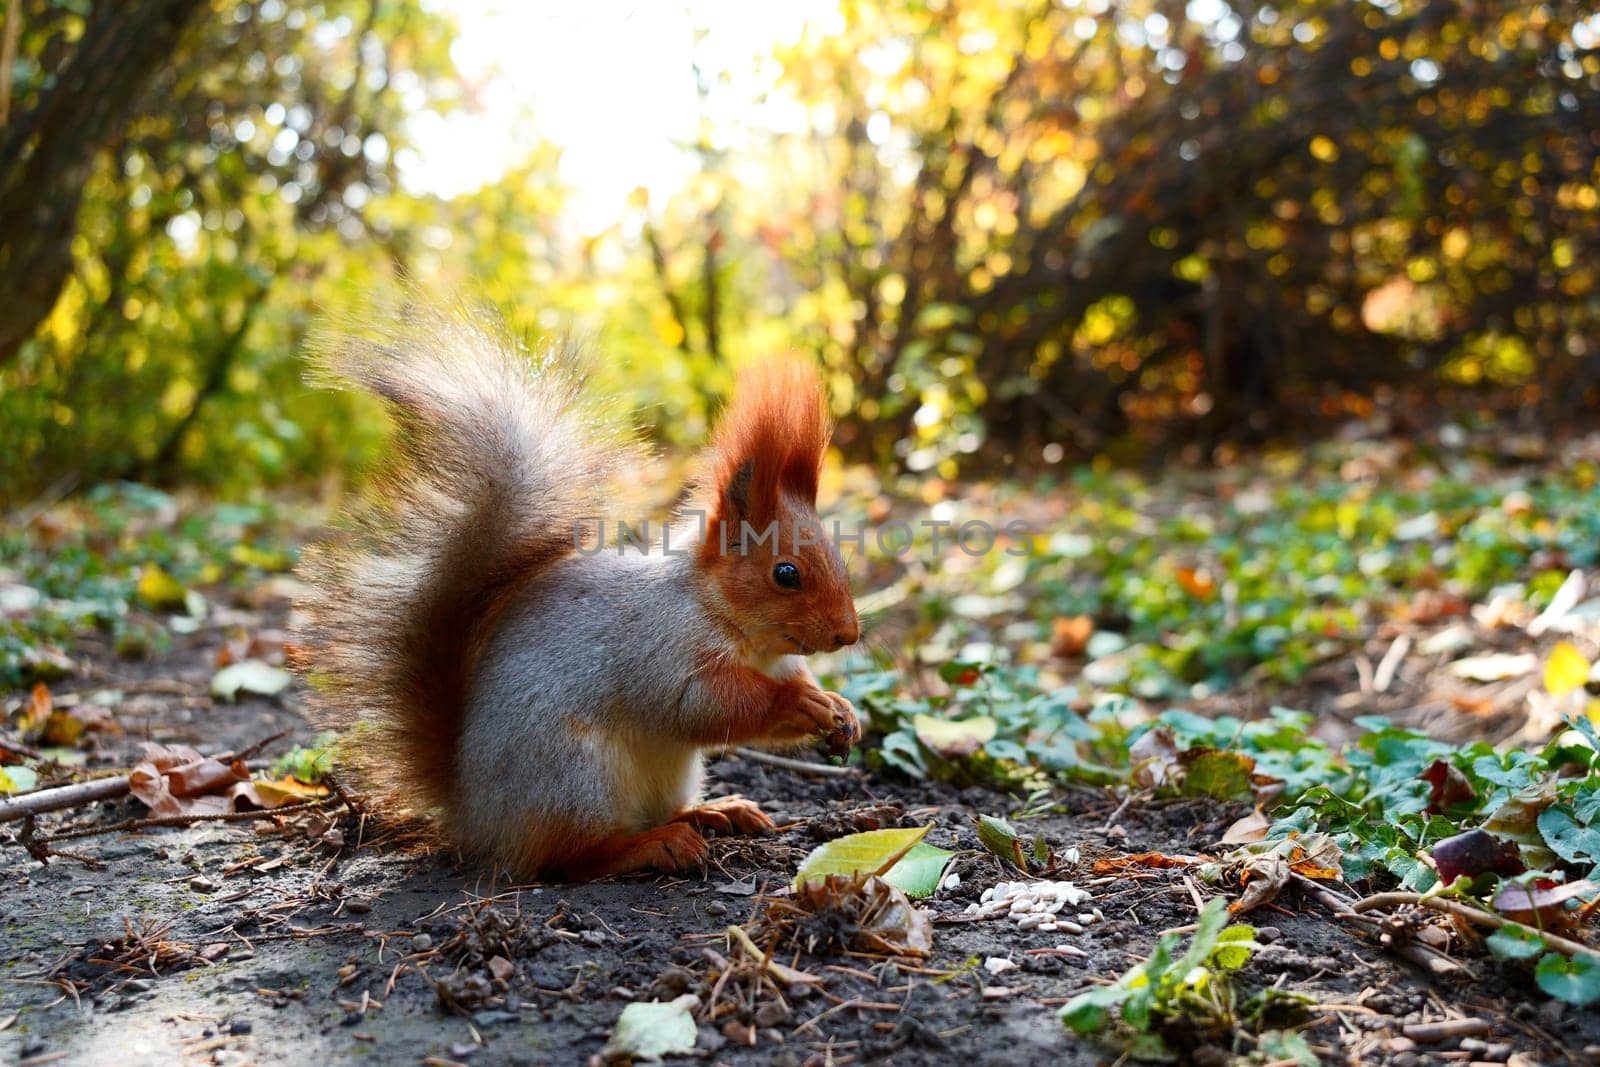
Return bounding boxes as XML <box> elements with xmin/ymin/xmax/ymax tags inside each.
<box><xmin>295</xmin><ymin>298</ymin><xmax>642</xmax><ymax>814</ymax></box>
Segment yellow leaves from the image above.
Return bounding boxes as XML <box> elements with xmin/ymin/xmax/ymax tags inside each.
<box><xmin>136</xmin><ymin>563</ymin><xmax>188</xmax><ymax>611</ymax></box>
<box><xmin>1545</xmin><ymin>642</ymin><xmax>1590</xmax><ymax>698</ymax></box>
<box><xmin>1308</xmin><ymin>135</ymin><xmax>1339</xmax><ymax>163</ymax></box>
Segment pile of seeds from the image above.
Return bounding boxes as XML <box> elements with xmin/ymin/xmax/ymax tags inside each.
<box><xmin>963</xmin><ymin>880</ymin><xmax>1103</xmax><ymax>935</ymax></box>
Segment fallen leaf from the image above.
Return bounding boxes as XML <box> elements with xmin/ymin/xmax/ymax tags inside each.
<box><xmin>1430</xmin><ymin>828</ymin><xmax>1525</xmax><ymax>884</ymax></box>
<box><xmin>1129</xmin><ymin>725</ymin><xmax>1180</xmax><ymax>789</ymax></box>
<box><xmin>1528</xmin><ymin>570</ymin><xmax>1586</xmax><ymax>636</ymax></box>
<box><xmin>1050</xmin><ymin>615</ymin><xmax>1094</xmax><ymax>657</ymax></box>
<box><xmin>0</xmin><ymin>766</ymin><xmax>39</xmax><ymax>794</ymax></box>
<box><xmin>1221</xmin><ymin>809</ymin><xmax>1271</xmax><ymax>845</ymax></box>
<box><xmin>244</xmin><ymin>774</ymin><xmax>332</xmax><ymax>808</ymax></box>
<box><xmin>1544</xmin><ymin>642</ymin><xmax>1591</xmax><ymax>698</ymax></box>
<box><xmin>1449</xmin><ymin>652</ymin><xmax>1537</xmax><ymax>682</ymax></box>
<box><xmin>210</xmin><ymin>660</ymin><xmax>293</xmax><ymax>703</ymax></box>
<box><xmin>1420</xmin><ymin>760</ymin><xmax>1477</xmax><ymax>813</ymax></box>
<box><xmin>1092</xmin><ymin>851</ymin><xmax>1208</xmax><ymax>874</ymax></box>
<box><xmin>1179</xmin><ymin>749</ymin><xmax>1258</xmax><ymax>803</ymax></box>
<box><xmin>136</xmin><ymin>563</ymin><xmax>188</xmax><ymax>611</ymax></box>
<box><xmin>602</xmin><ymin>995</ymin><xmax>699</xmax><ymax>1062</ymax></box>
<box><xmin>1230</xmin><ymin>851</ymin><xmax>1290</xmax><ymax>914</ymax></box>
<box><xmin>881</xmin><ymin>841</ymin><xmax>955</xmax><ymax>899</ymax></box>
<box><xmin>41</xmin><ymin>701</ymin><xmax>120</xmax><ymax>748</ymax></box>
<box><xmin>785</xmin><ymin>874</ymin><xmax>934</xmax><ymax>956</ymax></box>
<box><xmin>794</xmin><ymin>825</ymin><xmax>931</xmax><ymax>888</ymax></box>
<box><xmin>913</xmin><ymin>713</ymin><xmax>996</xmax><ymax>759</ymax></box>
<box><xmin>17</xmin><ymin>683</ymin><xmax>52</xmax><ymax>737</ymax></box>
<box><xmin>1492</xmin><ymin>879</ymin><xmax>1600</xmax><ymax>927</ymax></box>
<box><xmin>128</xmin><ymin>743</ymin><xmax>251</xmax><ymax>818</ymax></box>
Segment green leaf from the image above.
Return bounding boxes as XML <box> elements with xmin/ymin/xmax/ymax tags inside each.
<box><xmin>1537</xmin><ymin>804</ymin><xmax>1600</xmax><ymax>865</ymax></box>
<box><xmin>1257</xmin><ymin>1029</ymin><xmax>1320</xmax><ymax>1067</ymax></box>
<box><xmin>601</xmin><ymin>995</ymin><xmax>699</xmax><ymax>1061</ymax></box>
<box><xmin>794</xmin><ymin>825</ymin><xmax>932</xmax><ymax>888</ymax></box>
<box><xmin>1180</xmin><ymin>749</ymin><xmax>1256</xmax><ymax>803</ymax></box>
<box><xmin>0</xmin><ymin>766</ymin><xmax>39</xmax><ymax>794</ymax></box>
<box><xmin>1535</xmin><ymin>953</ymin><xmax>1600</xmax><ymax>1007</ymax></box>
<box><xmin>975</xmin><ymin>814</ymin><xmax>1029</xmax><ymax>870</ymax></box>
<box><xmin>881</xmin><ymin>841</ymin><xmax>955</xmax><ymax>899</ymax></box>
<box><xmin>1486</xmin><ymin>925</ymin><xmax>1545</xmax><ymax>961</ymax></box>
<box><xmin>1059</xmin><ymin>983</ymin><xmax>1125</xmax><ymax>1034</ymax></box>
<box><xmin>1211</xmin><ymin>925</ymin><xmax>1259</xmax><ymax>971</ymax></box>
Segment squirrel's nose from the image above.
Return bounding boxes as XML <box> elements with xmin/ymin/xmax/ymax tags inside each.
<box><xmin>831</xmin><ymin>620</ymin><xmax>861</xmax><ymax>650</ymax></box>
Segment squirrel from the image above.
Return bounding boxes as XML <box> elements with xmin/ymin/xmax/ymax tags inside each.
<box><xmin>294</xmin><ymin>302</ymin><xmax>861</xmax><ymax>880</ymax></box>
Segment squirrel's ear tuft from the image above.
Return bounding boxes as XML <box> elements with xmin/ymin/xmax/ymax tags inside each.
<box><xmin>704</xmin><ymin>357</ymin><xmax>830</xmax><ymax>528</ymax></box>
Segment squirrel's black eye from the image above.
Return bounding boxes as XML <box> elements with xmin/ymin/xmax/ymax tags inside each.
<box><xmin>773</xmin><ymin>561</ymin><xmax>801</xmax><ymax>589</ymax></box>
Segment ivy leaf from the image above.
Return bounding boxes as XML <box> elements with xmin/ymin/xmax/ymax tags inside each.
<box><xmin>1536</xmin><ymin>804</ymin><xmax>1600</xmax><ymax>865</ymax></box>
<box><xmin>1535</xmin><ymin>953</ymin><xmax>1600</xmax><ymax>1007</ymax></box>
<box><xmin>1485</xmin><ymin>925</ymin><xmax>1545</xmax><ymax>961</ymax></box>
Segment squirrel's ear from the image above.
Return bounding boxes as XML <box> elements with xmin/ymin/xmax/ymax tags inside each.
<box><xmin>723</xmin><ymin>458</ymin><xmax>756</xmax><ymax>523</ymax></box>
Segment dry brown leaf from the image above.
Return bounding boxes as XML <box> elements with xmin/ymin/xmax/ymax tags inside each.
<box><xmin>1050</xmin><ymin>615</ymin><xmax>1094</xmax><ymax>658</ymax></box>
<box><xmin>1221</xmin><ymin>809</ymin><xmax>1271</xmax><ymax>845</ymax></box>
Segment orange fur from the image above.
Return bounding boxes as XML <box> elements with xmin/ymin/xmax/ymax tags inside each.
<box><xmin>698</xmin><ymin>358</ymin><xmax>830</xmax><ymax>539</ymax></box>
<box><xmin>691</xmin><ymin>358</ymin><xmax>859</xmax><ymax>662</ymax></box>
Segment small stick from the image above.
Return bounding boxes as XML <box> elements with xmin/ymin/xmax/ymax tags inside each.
<box><xmin>1372</xmin><ymin>633</ymin><xmax>1411</xmax><ymax>694</ymax></box>
<box><xmin>0</xmin><ymin>777</ymin><xmax>132</xmax><ymax>823</ymax></box>
<box><xmin>1401</xmin><ymin>1017</ymin><xmax>1491</xmax><ymax>1043</ymax></box>
<box><xmin>28</xmin><ymin>797</ymin><xmax>340</xmax><ymax>845</ymax></box>
<box><xmin>731</xmin><ymin>747</ymin><xmax>857</xmax><ymax>778</ymax></box>
<box><xmin>1291</xmin><ymin>875</ymin><xmax>1462</xmax><ymax>977</ymax></box>
<box><xmin>1352</xmin><ymin>891</ymin><xmax>1600</xmax><ymax>965</ymax></box>
<box><xmin>0</xmin><ymin>736</ymin><xmax>43</xmax><ymax>761</ymax></box>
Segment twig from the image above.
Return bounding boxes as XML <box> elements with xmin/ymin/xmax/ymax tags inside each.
<box><xmin>1401</xmin><ymin>1017</ymin><xmax>1491</xmax><ymax>1043</ymax></box>
<box><xmin>0</xmin><ymin>736</ymin><xmax>43</xmax><ymax>761</ymax></box>
<box><xmin>1372</xmin><ymin>633</ymin><xmax>1411</xmax><ymax>694</ymax></box>
<box><xmin>731</xmin><ymin>748</ymin><xmax>857</xmax><ymax>778</ymax></box>
<box><xmin>27</xmin><ymin>797</ymin><xmax>341</xmax><ymax>845</ymax></box>
<box><xmin>0</xmin><ymin>777</ymin><xmax>132</xmax><ymax>823</ymax></box>
<box><xmin>1290</xmin><ymin>875</ymin><xmax>1463</xmax><ymax>977</ymax></box>
<box><xmin>1351</xmin><ymin>891</ymin><xmax>1600</xmax><ymax>965</ymax></box>
<box><xmin>18</xmin><ymin>814</ymin><xmax>105</xmax><ymax>870</ymax></box>
<box><xmin>0</xmin><ymin>733</ymin><xmax>291</xmax><ymax>823</ymax></box>
<box><xmin>725</xmin><ymin>924</ymin><xmax>823</xmax><ymax>987</ymax></box>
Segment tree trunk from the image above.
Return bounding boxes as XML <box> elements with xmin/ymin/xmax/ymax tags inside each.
<box><xmin>0</xmin><ymin>0</ymin><xmax>210</xmax><ymax>365</ymax></box>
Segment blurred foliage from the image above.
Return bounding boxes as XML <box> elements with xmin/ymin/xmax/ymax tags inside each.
<box><xmin>2</xmin><ymin>0</ymin><xmax>1599</xmax><ymax>503</ymax></box>
<box><xmin>0</xmin><ymin>0</ymin><xmax>466</xmax><ymax>500</ymax></box>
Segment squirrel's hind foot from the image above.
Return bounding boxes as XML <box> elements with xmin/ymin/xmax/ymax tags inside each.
<box><xmin>550</xmin><ymin>822</ymin><xmax>709</xmax><ymax>880</ymax></box>
<box><xmin>672</xmin><ymin>795</ymin><xmax>775</xmax><ymax>836</ymax></box>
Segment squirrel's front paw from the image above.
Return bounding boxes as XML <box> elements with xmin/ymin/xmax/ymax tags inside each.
<box><xmin>817</xmin><ymin>692</ymin><xmax>859</xmax><ymax>759</ymax></box>
<box><xmin>767</xmin><ymin>678</ymin><xmax>848</xmax><ymax>744</ymax></box>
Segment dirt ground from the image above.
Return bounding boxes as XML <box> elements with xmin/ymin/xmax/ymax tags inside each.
<box><xmin>4</xmin><ymin>589</ymin><xmax>1600</xmax><ymax>1067</ymax></box>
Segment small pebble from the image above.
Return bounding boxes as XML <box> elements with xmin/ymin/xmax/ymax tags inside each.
<box><xmin>941</xmin><ymin>873</ymin><xmax>961</xmax><ymax>891</ymax></box>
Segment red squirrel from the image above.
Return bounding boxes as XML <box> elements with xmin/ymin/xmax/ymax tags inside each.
<box><xmin>295</xmin><ymin>304</ymin><xmax>861</xmax><ymax>879</ymax></box>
